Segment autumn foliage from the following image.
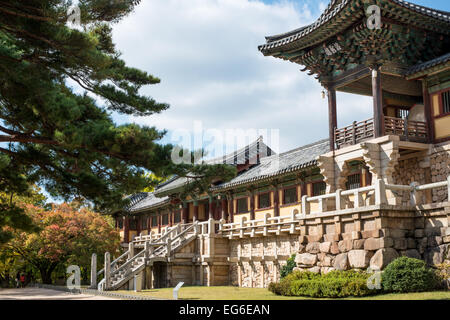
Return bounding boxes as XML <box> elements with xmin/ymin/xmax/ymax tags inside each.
<box><xmin>4</xmin><ymin>203</ymin><xmax>120</xmax><ymax>284</ymax></box>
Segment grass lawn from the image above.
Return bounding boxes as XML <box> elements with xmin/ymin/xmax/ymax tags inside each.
<box><xmin>116</xmin><ymin>286</ymin><xmax>450</xmax><ymax>300</ymax></box>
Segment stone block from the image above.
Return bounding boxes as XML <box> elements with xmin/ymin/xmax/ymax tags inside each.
<box><xmin>364</xmin><ymin>237</ymin><xmax>394</xmax><ymax>251</ymax></box>
<box><xmin>428</xmin><ymin>236</ymin><xmax>443</xmax><ymax>247</ymax></box>
<box><xmin>324</xmin><ymin>234</ymin><xmax>341</xmax><ymax>242</ymax></box>
<box><xmin>361</xmin><ymin>229</ymin><xmax>381</xmax><ymax>239</ymax></box>
<box><xmin>406</xmin><ymin>238</ymin><xmax>416</xmax><ymax>249</ymax></box>
<box><xmin>298</xmin><ymin>244</ymin><xmax>306</xmax><ymax>254</ymax></box>
<box><xmin>424</xmin><ymin>227</ymin><xmax>442</xmax><ymax>237</ymax></box>
<box><xmin>400</xmin><ymin>249</ymin><xmax>421</xmax><ymax>260</ymax></box>
<box><xmin>381</xmin><ymin>228</ymin><xmax>406</xmax><ymax>239</ymax></box>
<box><xmin>320</xmin><ymin>242</ymin><xmax>331</xmax><ymax>253</ymax></box>
<box><xmin>308</xmin><ymin>266</ymin><xmax>321</xmax><ymax>273</ymax></box>
<box><xmin>333</xmin><ymin>253</ymin><xmax>349</xmax><ymax>271</ymax></box>
<box><xmin>306</xmin><ymin>242</ymin><xmax>320</xmax><ymax>254</ymax></box>
<box><xmin>414</xmin><ymin>229</ymin><xmax>424</xmax><ymax>238</ymax></box>
<box><xmin>348</xmin><ymin>250</ymin><xmax>373</xmax><ymax>269</ymax></box>
<box><xmin>298</xmin><ymin>235</ymin><xmax>308</xmax><ymax>245</ymax></box>
<box><xmin>424</xmin><ymin>244</ymin><xmax>449</xmax><ymax>266</ymax></box>
<box><xmin>320</xmin><ymin>267</ymin><xmax>335</xmax><ymax>274</ymax></box>
<box><xmin>394</xmin><ymin>239</ymin><xmax>408</xmax><ymax>251</ymax></box>
<box><xmin>321</xmin><ymin>255</ymin><xmax>332</xmax><ymax>267</ymax></box>
<box><xmin>351</xmin><ymin>231</ymin><xmax>361</xmax><ymax>240</ymax></box>
<box><xmin>295</xmin><ymin>253</ymin><xmax>317</xmax><ymax>266</ymax></box>
<box><xmin>338</xmin><ymin>239</ymin><xmax>353</xmax><ymax>253</ymax></box>
<box><xmin>443</xmin><ymin>236</ymin><xmax>450</xmax><ymax>244</ymax></box>
<box><xmin>369</xmin><ymin>248</ymin><xmax>399</xmax><ymax>270</ymax></box>
<box><xmin>353</xmin><ymin>239</ymin><xmax>365</xmax><ymax>250</ymax></box>
<box><xmin>306</xmin><ymin>235</ymin><xmax>323</xmax><ymax>243</ymax></box>
<box><xmin>341</xmin><ymin>232</ymin><xmax>353</xmax><ymax>241</ymax></box>
<box><xmin>330</xmin><ymin>242</ymin><xmax>340</xmax><ymax>255</ymax></box>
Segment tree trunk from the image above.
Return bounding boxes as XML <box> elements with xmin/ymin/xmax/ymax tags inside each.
<box><xmin>40</xmin><ymin>266</ymin><xmax>56</xmax><ymax>284</ymax></box>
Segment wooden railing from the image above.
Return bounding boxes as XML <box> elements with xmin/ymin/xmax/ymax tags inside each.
<box><xmin>219</xmin><ymin>177</ymin><xmax>450</xmax><ymax>237</ymax></box>
<box><xmin>335</xmin><ymin>118</ymin><xmax>374</xmax><ymax>149</ymax></box>
<box><xmin>384</xmin><ymin>116</ymin><xmax>427</xmax><ymax>141</ymax></box>
<box><xmin>335</xmin><ymin>116</ymin><xmax>428</xmax><ymax>149</ymax></box>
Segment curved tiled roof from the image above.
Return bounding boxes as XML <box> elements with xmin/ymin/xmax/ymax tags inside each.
<box><xmin>126</xmin><ymin>192</ymin><xmax>170</xmax><ymax>214</ymax></box>
<box><xmin>405</xmin><ymin>53</ymin><xmax>450</xmax><ymax>77</ymax></box>
<box><xmin>259</xmin><ymin>0</ymin><xmax>450</xmax><ymax>54</ymax></box>
<box><xmin>211</xmin><ymin>139</ymin><xmax>329</xmax><ymax>191</ymax></box>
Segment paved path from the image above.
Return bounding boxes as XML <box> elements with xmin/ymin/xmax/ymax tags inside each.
<box><xmin>0</xmin><ymin>287</ymin><xmax>118</xmax><ymax>300</ymax></box>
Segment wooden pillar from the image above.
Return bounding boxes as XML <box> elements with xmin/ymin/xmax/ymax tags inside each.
<box><xmin>123</xmin><ymin>216</ymin><xmax>129</xmax><ymax>243</ymax></box>
<box><xmin>207</xmin><ymin>196</ymin><xmax>213</xmax><ymax>220</ymax></box>
<box><xmin>273</xmin><ymin>184</ymin><xmax>280</xmax><ymax>217</ymax></box>
<box><xmin>147</xmin><ymin>215</ymin><xmax>151</xmax><ymax>233</ymax></box>
<box><xmin>221</xmin><ymin>198</ymin><xmax>228</xmax><ymax>221</ymax></box>
<box><xmin>157</xmin><ymin>212</ymin><xmax>161</xmax><ymax>233</ymax></box>
<box><xmin>228</xmin><ymin>194</ymin><xmax>234</xmax><ymax>223</ymax></box>
<box><xmin>327</xmin><ymin>87</ymin><xmax>337</xmax><ymax>151</ymax></box>
<box><xmin>422</xmin><ymin>79</ymin><xmax>434</xmax><ymax>143</ymax></box>
<box><xmin>372</xmin><ymin>65</ymin><xmax>384</xmax><ymax>138</ymax></box>
<box><xmin>249</xmin><ymin>189</ymin><xmax>255</xmax><ymax>220</ymax></box>
<box><xmin>136</xmin><ymin>216</ymin><xmax>141</xmax><ymax>236</ymax></box>
<box><xmin>193</xmin><ymin>201</ymin><xmax>199</xmax><ymax>221</ymax></box>
<box><xmin>182</xmin><ymin>202</ymin><xmax>189</xmax><ymax>224</ymax></box>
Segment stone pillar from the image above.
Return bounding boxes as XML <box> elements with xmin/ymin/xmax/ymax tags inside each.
<box><xmin>90</xmin><ymin>253</ymin><xmax>97</xmax><ymax>289</ymax></box>
<box><xmin>128</xmin><ymin>242</ymin><xmax>135</xmax><ymax>259</ymax></box>
<box><xmin>327</xmin><ymin>87</ymin><xmax>337</xmax><ymax>151</ymax></box>
<box><xmin>104</xmin><ymin>252</ymin><xmax>111</xmax><ymax>290</ymax></box>
<box><xmin>371</xmin><ymin>65</ymin><xmax>384</xmax><ymax>138</ymax></box>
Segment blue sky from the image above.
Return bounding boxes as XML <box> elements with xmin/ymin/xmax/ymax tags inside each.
<box><xmin>109</xmin><ymin>0</ymin><xmax>449</xmax><ymax>157</ymax></box>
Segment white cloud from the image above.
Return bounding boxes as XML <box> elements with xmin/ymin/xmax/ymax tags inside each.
<box><xmin>112</xmin><ymin>0</ymin><xmax>372</xmax><ymax>155</ymax></box>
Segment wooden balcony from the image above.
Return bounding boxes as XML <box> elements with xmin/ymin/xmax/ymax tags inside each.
<box><xmin>335</xmin><ymin>116</ymin><xmax>428</xmax><ymax>149</ymax></box>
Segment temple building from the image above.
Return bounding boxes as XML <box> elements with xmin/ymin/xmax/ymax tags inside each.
<box><xmin>98</xmin><ymin>1</ymin><xmax>450</xmax><ymax>291</ymax></box>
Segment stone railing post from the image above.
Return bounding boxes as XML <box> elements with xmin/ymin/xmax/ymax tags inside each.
<box><xmin>302</xmin><ymin>195</ymin><xmax>310</xmax><ymax>214</ymax></box>
<box><xmin>144</xmin><ymin>241</ymin><xmax>149</xmax><ymax>261</ymax></box>
<box><xmin>166</xmin><ymin>237</ymin><xmax>171</xmax><ymax>257</ymax></box>
<box><xmin>410</xmin><ymin>182</ymin><xmax>419</xmax><ymax>206</ymax></box>
<box><xmin>90</xmin><ymin>253</ymin><xmax>97</xmax><ymax>289</ymax></box>
<box><xmin>375</xmin><ymin>179</ymin><xmax>387</xmax><ymax>205</ymax></box>
<box><xmin>240</xmin><ymin>217</ymin><xmax>246</xmax><ymax>238</ymax></box>
<box><xmin>318</xmin><ymin>197</ymin><xmax>327</xmax><ymax>212</ymax></box>
<box><xmin>290</xmin><ymin>210</ymin><xmax>297</xmax><ymax>234</ymax></box>
<box><xmin>354</xmin><ymin>190</ymin><xmax>363</xmax><ymax>208</ymax></box>
<box><xmin>447</xmin><ymin>176</ymin><xmax>450</xmax><ymax>202</ymax></box>
<box><xmin>335</xmin><ymin>189</ymin><xmax>342</xmax><ymax>211</ymax></box>
<box><xmin>104</xmin><ymin>252</ymin><xmax>111</xmax><ymax>290</ymax></box>
<box><xmin>208</xmin><ymin>218</ymin><xmax>215</xmax><ymax>235</ymax></box>
<box><xmin>263</xmin><ymin>214</ymin><xmax>269</xmax><ymax>236</ymax></box>
<box><xmin>128</xmin><ymin>242</ymin><xmax>135</xmax><ymax>260</ymax></box>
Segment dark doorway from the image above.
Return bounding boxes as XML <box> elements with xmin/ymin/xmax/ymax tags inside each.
<box><xmin>153</xmin><ymin>262</ymin><xmax>167</xmax><ymax>288</ymax></box>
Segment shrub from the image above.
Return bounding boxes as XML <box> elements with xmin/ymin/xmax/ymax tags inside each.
<box><xmin>269</xmin><ymin>269</ymin><xmax>377</xmax><ymax>298</ymax></box>
<box><xmin>435</xmin><ymin>263</ymin><xmax>450</xmax><ymax>290</ymax></box>
<box><xmin>382</xmin><ymin>257</ymin><xmax>439</xmax><ymax>293</ymax></box>
<box><xmin>280</xmin><ymin>254</ymin><xmax>296</xmax><ymax>279</ymax></box>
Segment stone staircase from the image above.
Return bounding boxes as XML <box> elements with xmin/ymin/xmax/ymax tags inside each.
<box><xmin>105</xmin><ymin>221</ymin><xmax>199</xmax><ymax>290</ymax></box>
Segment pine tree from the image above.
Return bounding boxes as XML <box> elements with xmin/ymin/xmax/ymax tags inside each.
<box><xmin>0</xmin><ymin>1</ymin><xmax>236</xmax><ymax>240</ymax></box>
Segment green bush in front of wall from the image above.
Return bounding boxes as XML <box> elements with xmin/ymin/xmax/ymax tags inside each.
<box><xmin>280</xmin><ymin>254</ymin><xmax>296</xmax><ymax>279</ymax></box>
<box><xmin>381</xmin><ymin>257</ymin><xmax>440</xmax><ymax>293</ymax></box>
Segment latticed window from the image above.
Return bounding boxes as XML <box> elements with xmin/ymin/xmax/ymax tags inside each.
<box><xmin>283</xmin><ymin>187</ymin><xmax>297</xmax><ymax>204</ymax></box>
<box><xmin>346</xmin><ymin>173</ymin><xmax>361</xmax><ymax>190</ymax></box>
<box><xmin>443</xmin><ymin>90</ymin><xmax>450</xmax><ymax>114</ymax></box>
<box><xmin>174</xmin><ymin>211</ymin><xmax>181</xmax><ymax>223</ymax></box>
<box><xmin>162</xmin><ymin>214</ymin><xmax>169</xmax><ymax>225</ymax></box>
<box><xmin>313</xmin><ymin>182</ymin><xmax>326</xmax><ymax>196</ymax></box>
<box><xmin>258</xmin><ymin>193</ymin><xmax>271</xmax><ymax>209</ymax></box>
<box><xmin>129</xmin><ymin>218</ymin><xmax>137</xmax><ymax>230</ymax></box>
<box><xmin>237</xmin><ymin>198</ymin><xmax>248</xmax><ymax>213</ymax></box>
<box><xmin>151</xmin><ymin>216</ymin><xmax>158</xmax><ymax>227</ymax></box>
<box><xmin>141</xmin><ymin>217</ymin><xmax>148</xmax><ymax>229</ymax></box>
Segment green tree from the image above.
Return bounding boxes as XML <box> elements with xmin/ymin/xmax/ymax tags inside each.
<box><xmin>0</xmin><ymin>1</ymin><xmax>236</xmax><ymax>240</ymax></box>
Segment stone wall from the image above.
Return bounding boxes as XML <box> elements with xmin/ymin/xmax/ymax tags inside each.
<box><xmin>226</xmin><ymin>204</ymin><xmax>450</xmax><ymax>288</ymax></box>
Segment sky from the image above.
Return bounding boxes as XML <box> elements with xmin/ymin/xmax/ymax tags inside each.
<box><xmin>110</xmin><ymin>0</ymin><xmax>450</xmax><ymax>157</ymax></box>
